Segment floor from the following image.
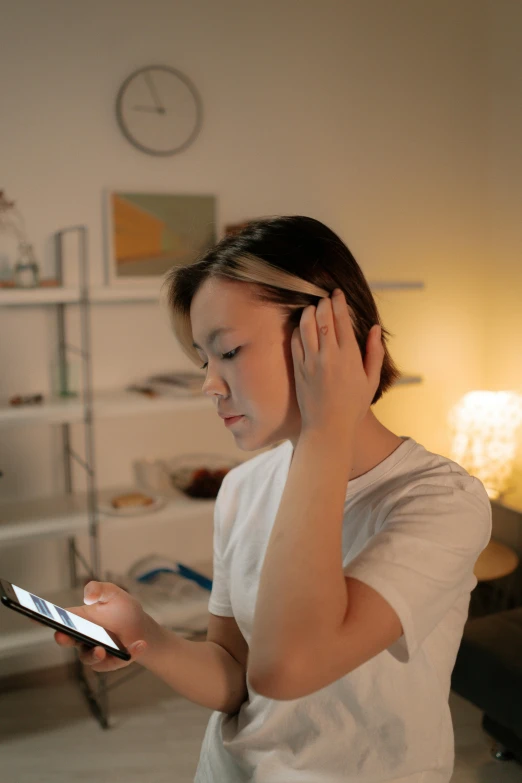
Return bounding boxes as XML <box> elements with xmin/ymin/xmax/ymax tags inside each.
<box><xmin>0</xmin><ymin>668</ymin><xmax>520</xmax><ymax>783</ymax></box>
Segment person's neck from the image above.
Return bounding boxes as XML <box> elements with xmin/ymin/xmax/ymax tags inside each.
<box><xmin>290</xmin><ymin>411</ymin><xmax>404</xmax><ymax>480</ymax></box>
<box><xmin>348</xmin><ymin>411</ymin><xmax>404</xmax><ymax>480</ymax></box>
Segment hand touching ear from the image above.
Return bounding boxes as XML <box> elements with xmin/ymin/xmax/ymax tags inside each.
<box><xmin>291</xmin><ymin>289</ymin><xmax>384</xmax><ymax>440</ymax></box>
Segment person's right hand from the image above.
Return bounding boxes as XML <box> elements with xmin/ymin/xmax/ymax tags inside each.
<box><xmin>53</xmin><ymin>581</ymin><xmax>163</xmax><ymax>673</ymax></box>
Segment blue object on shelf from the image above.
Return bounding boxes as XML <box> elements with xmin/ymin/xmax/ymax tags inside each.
<box><xmin>177</xmin><ymin>563</ymin><xmax>213</xmax><ymax>591</ymax></box>
<box><xmin>136</xmin><ymin>562</ymin><xmax>212</xmax><ymax>592</ymax></box>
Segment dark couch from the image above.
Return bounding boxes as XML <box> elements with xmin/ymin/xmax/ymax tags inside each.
<box><xmin>451</xmin><ymin>605</ymin><xmax>522</xmax><ymax>764</ymax></box>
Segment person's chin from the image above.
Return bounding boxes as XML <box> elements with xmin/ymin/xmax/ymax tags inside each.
<box><xmin>231</xmin><ymin>421</ymin><xmax>274</xmax><ymax>453</ymax></box>
<box><xmin>253</xmin><ymin>426</ymin><xmax>292</xmax><ymax>453</ymax></box>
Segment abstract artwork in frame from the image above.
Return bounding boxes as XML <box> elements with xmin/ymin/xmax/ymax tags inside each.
<box><xmin>104</xmin><ymin>191</ymin><xmax>217</xmax><ymax>286</ymax></box>
<box><xmin>224</xmin><ymin>221</ymin><xmax>251</xmax><ymax>237</ymax></box>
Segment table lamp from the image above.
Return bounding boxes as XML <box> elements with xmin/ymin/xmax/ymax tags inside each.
<box><xmin>448</xmin><ymin>390</ymin><xmax>522</xmax><ymax>501</ymax></box>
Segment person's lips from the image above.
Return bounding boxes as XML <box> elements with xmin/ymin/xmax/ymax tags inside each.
<box><xmin>223</xmin><ymin>414</ymin><xmax>245</xmax><ymax>427</ymax></box>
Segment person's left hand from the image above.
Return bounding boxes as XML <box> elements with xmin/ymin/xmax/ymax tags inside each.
<box><xmin>291</xmin><ymin>288</ymin><xmax>385</xmax><ymax>441</ymax></box>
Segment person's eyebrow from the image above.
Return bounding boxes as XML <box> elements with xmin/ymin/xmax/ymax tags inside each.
<box><xmin>192</xmin><ymin>327</ymin><xmax>236</xmax><ymax>350</ymax></box>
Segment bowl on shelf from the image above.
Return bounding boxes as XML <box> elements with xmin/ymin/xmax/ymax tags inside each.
<box><xmin>164</xmin><ymin>453</ymin><xmax>243</xmax><ymax>498</ymax></box>
<box><xmin>133</xmin><ymin>453</ymin><xmax>243</xmax><ymax>500</ymax></box>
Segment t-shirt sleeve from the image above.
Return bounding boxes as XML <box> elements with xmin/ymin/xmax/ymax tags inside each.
<box><xmin>207</xmin><ymin>475</ymin><xmax>235</xmax><ymax>617</ymax></box>
<box><xmin>343</xmin><ymin>475</ymin><xmax>492</xmax><ymax>663</ymax></box>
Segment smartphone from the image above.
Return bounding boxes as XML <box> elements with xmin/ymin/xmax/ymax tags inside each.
<box><xmin>0</xmin><ymin>578</ymin><xmax>131</xmax><ymax>661</ymax></box>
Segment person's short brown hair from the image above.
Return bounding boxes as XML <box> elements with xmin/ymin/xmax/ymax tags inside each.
<box><xmin>163</xmin><ymin>215</ymin><xmax>402</xmax><ymax>405</ymax></box>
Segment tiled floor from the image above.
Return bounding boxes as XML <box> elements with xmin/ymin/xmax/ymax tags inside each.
<box><xmin>0</xmin><ymin>668</ymin><xmax>520</xmax><ymax>782</ymax></box>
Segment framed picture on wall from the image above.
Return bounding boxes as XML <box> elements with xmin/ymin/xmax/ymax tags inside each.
<box><xmin>103</xmin><ymin>190</ymin><xmax>217</xmax><ymax>286</ymax></box>
<box><xmin>224</xmin><ymin>221</ymin><xmax>251</xmax><ymax>237</ymax></box>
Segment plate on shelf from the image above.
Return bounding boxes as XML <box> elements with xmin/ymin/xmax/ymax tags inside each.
<box><xmin>99</xmin><ymin>491</ymin><xmax>166</xmax><ymax>517</ymax></box>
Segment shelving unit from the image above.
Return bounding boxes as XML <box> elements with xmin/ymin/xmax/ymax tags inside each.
<box><xmin>0</xmin><ymin>225</ymin><xmax>425</xmax><ymax>728</ymax></box>
<box><xmin>0</xmin><ymin>225</ymin><xmax>224</xmax><ymax>728</ymax></box>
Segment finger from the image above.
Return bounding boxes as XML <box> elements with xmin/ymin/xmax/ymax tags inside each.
<box><xmin>83</xmin><ymin>580</ymin><xmax>121</xmax><ymax>606</ymax></box>
<box><xmin>78</xmin><ymin>645</ymin><xmax>107</xmax><ymax>667</ymax></box>
<box><xmin>84</xmin><ymin>654</ymin><xmax>128</xmax><ymax>673</ymax></box>
<box><xmin>363</xmin><ymin>325</ymin><xmax>385</xmax><ymax>390</ymax></box>
<box><xmin>315</xmin><ymin>295</ymin><xmax>336</xmax><ymax>351</ymax></box>
<box><xmin>79</xmin><ymin>640</ymin><xmax>146</xmax><ymax>672</ymax></box>
<box><xmin>54</xmin><ymin>630</ymin><xmax>79</xmax><ymax>647</ymax></box>
<box><xmin>299</xmin><ymin>305</ymin><xmax>319</xmax><ymax>360</ymax></box>
<box><xmin>331</xmin><ymin>289</ymin><xmax>356</xmax><ymax>348</ymax></box>
<box><xmin>291</xmin><ymin>326</ymin><xmax>305</xmax><ymax>367</ymax></box>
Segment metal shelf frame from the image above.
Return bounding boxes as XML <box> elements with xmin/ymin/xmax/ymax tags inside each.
<box><xmin>55</xmin><ymin>226</ymin><xmax>100</xmax><ymax>582</ymax></box>
<box><xmin>54</xmin><ymin>225</ymin><xmax>110</xmax><ymax>727</ymax></box>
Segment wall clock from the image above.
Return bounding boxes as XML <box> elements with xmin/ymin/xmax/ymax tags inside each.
<box><xmin>115</xmin><ymin>65</ymin><xmax>203</xmax><ymax>156</ymax></box>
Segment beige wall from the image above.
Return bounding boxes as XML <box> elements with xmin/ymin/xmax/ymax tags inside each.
<box><xmin>483</xmin><ymin>2</ymin><xmax>522</xmax><ymax>494</ymax></box>
<box><xmin>0</xmin><ymin>0</ymin><xmax>520</xmax><ymax>675</ymax></box>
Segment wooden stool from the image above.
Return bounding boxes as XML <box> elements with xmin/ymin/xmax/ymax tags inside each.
<box><xmin>474</xmin><ymin>539</ymin><xmax>520</xmax><ymax>582</ymax></box>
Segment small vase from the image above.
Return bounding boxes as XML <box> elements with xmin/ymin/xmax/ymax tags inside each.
<box><xmin>14</xmin><ymin>241</ymin><xmax>40</xmax><ymax>288</ymax></box>
<box><xmin>52</xmin><ymin>359</ymin><xmax>79</xmax><ymax>398</ymax></box>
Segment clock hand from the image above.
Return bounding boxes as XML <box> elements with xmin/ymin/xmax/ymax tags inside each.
<box><xmin>133</xmin><ymin>106</ymin><xmax>166</xmax><ymax>113</ymax></box>
<box><xmin>144</xmin><ymin>71</ymin><xmax>165</xmax><ymax>113</ymax></box>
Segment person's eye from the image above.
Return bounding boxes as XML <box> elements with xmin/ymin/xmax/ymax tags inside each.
<box><xmin>200</xmin><ymin>347</ymin><xmax>240</xmax><ymax>371</ymax></box>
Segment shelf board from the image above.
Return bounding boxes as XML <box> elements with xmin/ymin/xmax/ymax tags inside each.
<box><xmin>0</xmin><ymin>287</ymin><xmax>161</xmax><ymax>306</ymax></box>
<box><xmin>0</xmin><ymin>288</ymin><xmax>81</xmax><ymax>305</ymax></box>
<box><xmin>0</xmin><ymin>389</ymin><xmax>212</xmax><ymax>427</ymax></box>
<box><xmin>0</xmin><ymin>281</ymin><xmax>424</xmax><ymax>307</ymax></box>
<box><xmin>0</xmin><ymin>484</ymin><xmax>215</xmax><ymax>547</ymax></box>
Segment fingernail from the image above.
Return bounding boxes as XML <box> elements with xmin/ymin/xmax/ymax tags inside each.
<box><xmin>133</xmin><ymin>642</ymin><xmax>146</xmax><ymax>655</ymax></box>
<box><xmin>84</xmin><ymin>589</ymin><xmax>97</xmax><ymax>605</ymax></box>
<box><xmin>333</xmin><ymin>288</ymin><xmax>343</xmax><ymax>297</ymax></box>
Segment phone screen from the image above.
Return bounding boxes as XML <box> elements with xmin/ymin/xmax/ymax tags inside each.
<box><xmin>11</xmin><ymin>583</ymin><xmax>121</xmax><ymax>651</ymax></box>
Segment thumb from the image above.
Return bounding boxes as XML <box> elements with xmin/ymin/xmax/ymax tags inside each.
<box><xmin>83</xmin><ymin>580</ymin><xmax>119</xmax><ymax>606</ymax></box>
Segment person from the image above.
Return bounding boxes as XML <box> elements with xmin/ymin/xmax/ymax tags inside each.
<box><xmin>54</xmin><ymin>216</ymin><xmax>492</xmax><ymax>782</ymax></box>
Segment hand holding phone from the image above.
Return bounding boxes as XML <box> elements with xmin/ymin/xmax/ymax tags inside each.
<box><xmin>55</xmin><ymin>580</ymin><xmax>162</xmax><ymax>671</ymax></box>
<box><xmin>1</xmin><ymin>579</ymin><xmax>165</xmax><ymax>673</ymax></box>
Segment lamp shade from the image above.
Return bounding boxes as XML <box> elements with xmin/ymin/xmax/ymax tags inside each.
<box><xmin>448</xmin><ymin>391</ymin><xmax>522</xmax><ymax>500</ymax></box>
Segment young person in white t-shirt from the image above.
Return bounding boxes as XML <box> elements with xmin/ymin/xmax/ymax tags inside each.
<box><xmin>54</xmin><ymin>216</ymin><xmax>491</xmax><ymax>782</ymax></box>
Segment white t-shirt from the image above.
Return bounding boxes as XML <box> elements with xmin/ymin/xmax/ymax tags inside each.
<box><xmin>194</xmin><ymin>436</ymin><xmax>492</xmax><ymax>783</ymax></box>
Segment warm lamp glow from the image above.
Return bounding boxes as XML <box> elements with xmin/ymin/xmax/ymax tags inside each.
<box><xmin>448</xmin><ymin>391</ymin><xmax>522</xmax><ymax>500</ymax></box>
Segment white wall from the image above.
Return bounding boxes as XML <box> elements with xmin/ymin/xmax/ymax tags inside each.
<box><xmin>1</xmin><ymin>0</ymin><xmax>519</xmax><ymax>676</ymax></box>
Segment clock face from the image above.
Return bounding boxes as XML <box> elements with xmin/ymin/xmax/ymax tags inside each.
<box><xmin>115</xmin><ymin>65</ymin><xmax>203</xmax><ymax>156</ymax></box>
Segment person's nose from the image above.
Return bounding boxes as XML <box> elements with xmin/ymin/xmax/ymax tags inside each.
<box><xmin>202</xmin><ymin>367</ymin><xmax>229</xmax><ymax>400</ymax></box>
